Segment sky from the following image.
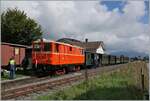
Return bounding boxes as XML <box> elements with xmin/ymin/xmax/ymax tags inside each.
<box><xmin>1</xmin><ymin>0</ymin><xmax>150</xmax><ymax>55</ymax></box>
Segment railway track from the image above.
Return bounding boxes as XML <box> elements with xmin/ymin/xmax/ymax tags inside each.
<box><xmin>1</xmin><ymin>76</ymin><xmax>51</xmax><ymax>91</ymax></box>
<box><xmin>1</xmin><ymin>63</ymin><xmax>127</xmax><ymax>100</ymax></box>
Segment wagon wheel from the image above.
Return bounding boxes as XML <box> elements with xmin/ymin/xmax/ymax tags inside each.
<box><xmin>41</xmin><ymin>66</ymin><xmax>47</xmax><ymax>73</ymax></box>
<box><xmin>62</xmin><ymin>68</ymin><xmax>66</xmax><ymax>75</ymax></box>
<box><xmin>65</xmin><ymin>67</ymin><xmax>69</xmax><ymax>74</ymax></box>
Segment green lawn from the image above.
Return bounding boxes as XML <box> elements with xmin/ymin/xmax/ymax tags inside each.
<box><xmin>37</xmin><ymin>66</ymin><xmax>143</xmax><ymax>100</ymax></box>
<box><xmin>1</xmin><ymin>70</ymin><xmax>26</xmax><ymax>80</ymax></box>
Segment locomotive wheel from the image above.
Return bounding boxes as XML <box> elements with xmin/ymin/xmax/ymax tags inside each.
<box><xmin>62</xmin><ymin>68</ymin><xmax>66</xmax><ymax>74</ymax></box>
<box><xmin>41</xmin><ymin>66</ymin><xmax>47</xmax><ymax>73</ymax></box>
<box><xmin>65</xmin><ymin>66</ymin><xmax>75</xmax><ymax>72</ymax></box>
<box><xmin>75</xmin><ymin>66</ymin><xmax>80</xmax><ymax>71</ymax></box>
<box><xmin>78</xmin><ymin>66</ymin><xmax>81</xmax><ymax>71</ymax></box>
<box><xmin>55</xmin><ymin>68</ymin><xmax>66</xmax><ymax>75</ymax></box>
<box><xmin>73</xmin><ymin>66</ymin><xmax>76</xmax><ymax>71</ymax></box>
<box><xmin>65</xmin><ymin>67</ymin><xmax>69</xmax><ymax>74</ymax></box>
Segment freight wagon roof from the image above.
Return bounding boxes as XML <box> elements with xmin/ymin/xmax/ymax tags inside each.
<box><xmin>1</xmin><ymin>42</ymin><xmax>29</xmax><ymax>48</ymax></box>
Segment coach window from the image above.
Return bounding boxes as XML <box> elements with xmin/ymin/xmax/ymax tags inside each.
<box><xmin>44</xmin><ymin>43</ymin><xmax>51</xmax><ymax>51</ymax></box>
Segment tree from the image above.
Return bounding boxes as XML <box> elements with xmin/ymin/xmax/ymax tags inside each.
<box><xmin>1</xmin><ymin>8</ymin><xmax>43</xmax><ymax>45</ymax></box>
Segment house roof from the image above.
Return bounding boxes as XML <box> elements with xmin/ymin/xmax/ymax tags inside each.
<box><xmin>57</xmin><ymin>38</ymin><xmax>105</xmax><ymax>52</ymax></box>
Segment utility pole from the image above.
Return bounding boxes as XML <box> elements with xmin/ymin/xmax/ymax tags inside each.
<box><xmin>85</xmin><ymin>38</ymin><xmax>88</xmax><ymax>99</ymax></box>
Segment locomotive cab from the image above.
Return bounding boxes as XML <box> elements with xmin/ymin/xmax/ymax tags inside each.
<box><xmin>32</xmin><ymin>40</ymin><xmax>53</xmax><ymax>65</ymax></box>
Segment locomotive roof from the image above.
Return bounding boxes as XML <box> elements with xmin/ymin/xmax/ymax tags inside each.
<box><xmin>55</xmin><ymin>41</ymin><xmax>84</xmax><ymax>49</ymax></box>
<box><xmin>57</xmin><ymin>38</ymin><xmax>105</xmax><ymax>51</ymax></box>
<box><xmin>33</xmin><ymin>39</ymin><xmax>84</xmax><ymax>49</ymax></box>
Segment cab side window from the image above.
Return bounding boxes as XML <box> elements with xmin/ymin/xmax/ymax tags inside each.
<box><xmin>44</xmin><ymin>43</ymin><xmax>51</xmax><ymax>51</ymax></box>
<box><xmin>33</xmin><ymin>43</ymin><xmax>41</xmax><ymax>51</ymax></box>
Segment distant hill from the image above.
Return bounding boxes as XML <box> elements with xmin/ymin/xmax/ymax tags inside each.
<box><xmin>110</xmin><ymin>50</ymin><xmax>148</xmax><ymax>58</ymax></box>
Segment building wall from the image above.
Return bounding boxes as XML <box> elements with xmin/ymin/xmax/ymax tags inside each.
<box><xmin>96</xmin><ymin>46</ymin><xmax>104</xmax><ymax>54</ymax></box>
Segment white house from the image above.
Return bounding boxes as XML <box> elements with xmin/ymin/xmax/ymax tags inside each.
<box><xmin>96</xmin><ymin>45</ymin><xmax>105</xmax><ymax>54</ymax></box>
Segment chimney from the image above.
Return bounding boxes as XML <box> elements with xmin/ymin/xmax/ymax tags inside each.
<box><xmin>85</xmin><ymin>38</ymin><xmax>88</xmax><ymax>43</ymax></box>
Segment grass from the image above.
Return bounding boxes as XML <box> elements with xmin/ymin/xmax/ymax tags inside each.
<box><xmin>1</xmin><ymin>70</ymin><xmax>26</xmax><ymax>80</ymax></box>
<box><xmin>1</xmin><ymin>69</ymin><xmax>64</xmax><ymax>80</ymax></box>
<box><xmin>37</xmin><ymin>63</ymin><xmax>144</xmax><ymax>100</ymax></box>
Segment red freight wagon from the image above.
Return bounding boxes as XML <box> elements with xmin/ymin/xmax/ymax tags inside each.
<box><xmin>1</xmin><ymin>42</ymin><xmax>27</xmax><ymax>69</ymax></box>
<box><xmin>32</xmin><ymin>39</ymin><xmax>85</xmax><ymax>74</ymax></box>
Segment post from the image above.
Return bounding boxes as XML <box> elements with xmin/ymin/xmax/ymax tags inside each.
<box><xmin>85</xmin><ymin>38</ymin><xmax>88</xmax><ymax>99</ymax></box>
<box><xmin>141</xmin><ymin>68</ymin><xmax>144</xmax><ymax>91</ymax></box>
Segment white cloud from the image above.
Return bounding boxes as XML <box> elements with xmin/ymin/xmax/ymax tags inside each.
<box><xmin>123</xmin><ymin>1</ymin><xmax>145</xmax><ymax>20</ymax></box>
<box><xmin>1</xmin><ymin>1</ymin><xmax>149</xmax><ymax>54</ymax></box>
<box><xmin>1</xmin><ymin>1</ymin><xmax>40</xmax><ymax>20</ymax></box>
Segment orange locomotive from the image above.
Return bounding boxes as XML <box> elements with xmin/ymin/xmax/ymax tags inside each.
<box><xmin>32</xmin><ymin>39</ymin><xmax>85</xmax><ymax>74</ymax></box>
